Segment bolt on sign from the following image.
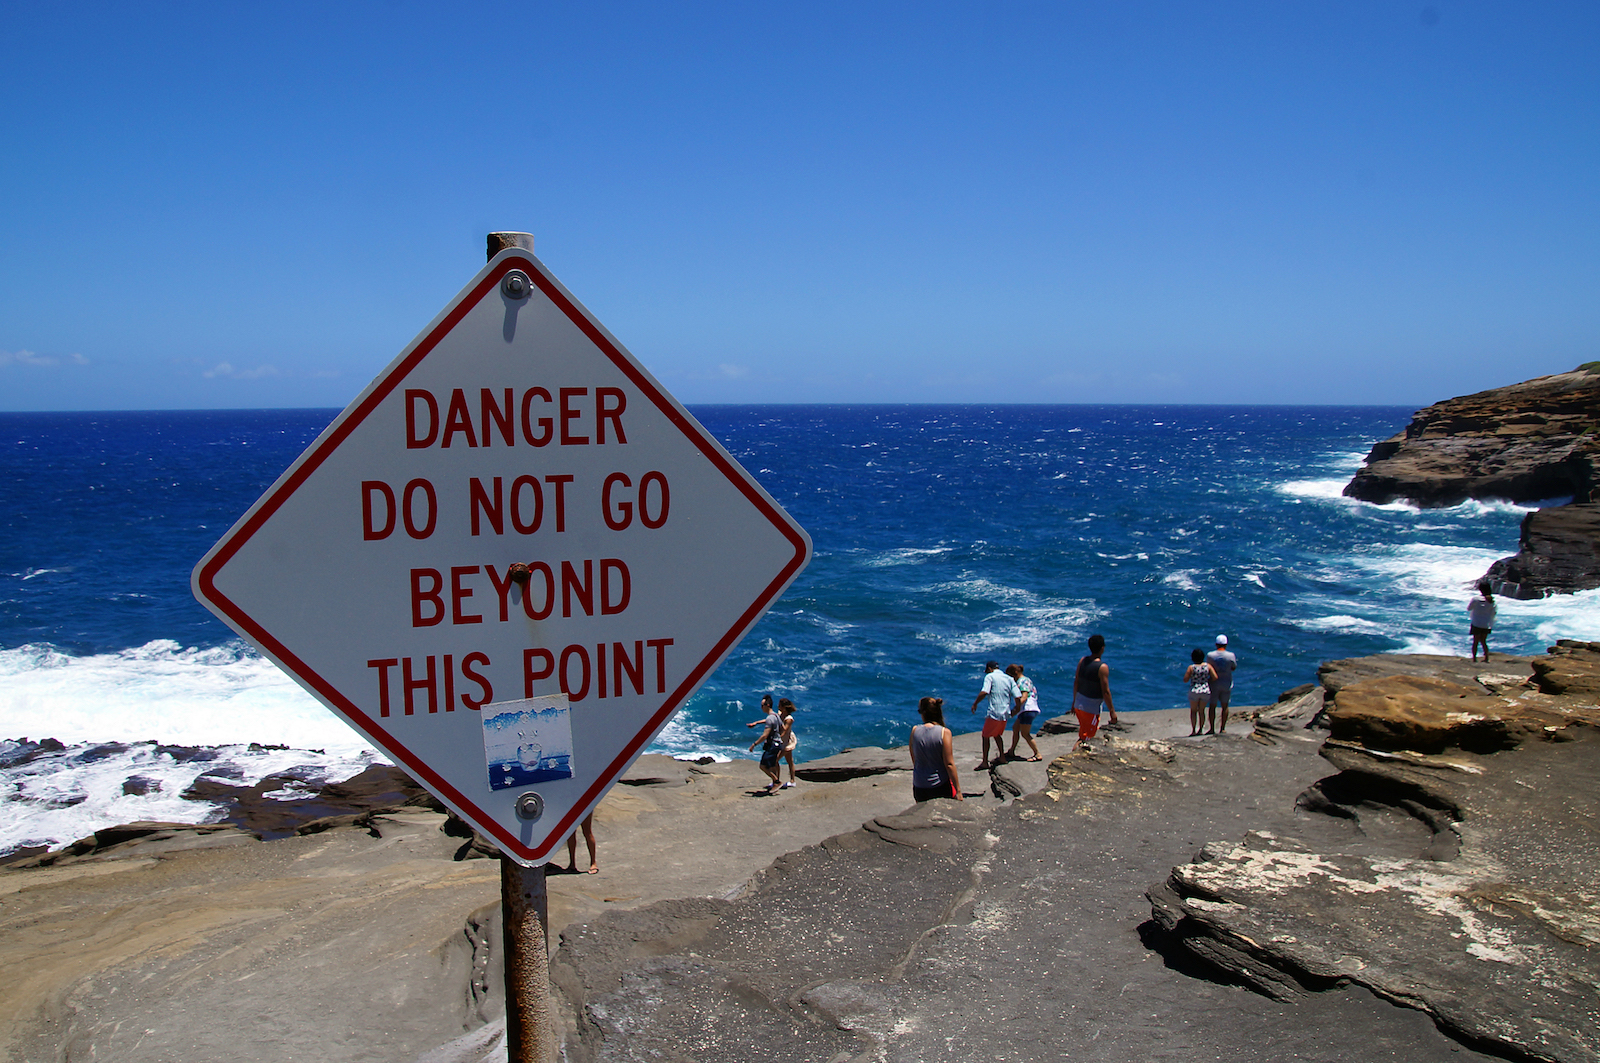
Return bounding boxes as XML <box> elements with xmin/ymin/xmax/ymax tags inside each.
<box><xmin>192</xmin><ymin>249</ymin><xmax>812</xmax><ymax>863</ymax></box>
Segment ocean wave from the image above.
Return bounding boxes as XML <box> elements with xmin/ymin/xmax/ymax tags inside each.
<box><xmin>916</xmin><ymin>604</ymin><xmax>1099</xmax><ymax>656</ymax></box>
<box><xmin>0</xmin><ymin>639</ymin><xmax>373</xmax><ymax>753</ymax></box>
<box><xmin>1280</xmin><ymin>479</ymin><xmax>1545</xmax><ymax>520</ymax></box>
<box><xmin>860</xmin><ymin>546</ymin><xmax>954</xmax><ymax>568</ymax></box>
<box><xmin>1290</xmin><ymin>615</ymin><xmax>1390</xmax><ymax>636</ymax></box>
<box><xmin>1336</xmin><ymin>543</ymin><xmax>1508</xmax><ymax>602</ymax></box>
<box><xmin>1277</xmin><ymin>478</ymin><xmax>1351</xmax><ymax>502</ymax></box>
<box><xmin>1162</xmin><ymin>569</ymin><xmax>1203</xmax><ymax>592</ymax></box>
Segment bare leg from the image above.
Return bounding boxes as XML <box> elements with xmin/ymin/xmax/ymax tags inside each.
<box><xmin>783</xmin><ymin>750</ymin><xmax>796</xmax><ymax>785</ymax></box>
<box><xmin>1219</xmin><ymin>692</ymin><xmax>1230</xmax><ymax>733</ymax></box>
<box><xmin>579</xmin><ymin>813</ymin><xmax>597</xmax><ymax>873</ymax></box>
<box><xmin>566</xmin><ymin>832</ymin><xmax>578</xmax><ymax>873</ymax></box>
<box><xmin>1017</xmin><ymin>719</ymin><xmax>1039</xmax><ymax>759</ymax></box>
<box><xmin>1206</xmin><ymin>699</ymin><xmax>1217</xmax><ymax>734</ymax></box>
<box><xmin>1189</xmin><ymin>695</ymin><xmax>1203</xmax><ymax>736</ymax></box>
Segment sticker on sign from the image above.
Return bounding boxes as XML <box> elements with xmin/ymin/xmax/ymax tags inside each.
<box><xmin>192</xmin><ymin>248</ymin><xmax>811</xmax><ymax>864</ymax></box>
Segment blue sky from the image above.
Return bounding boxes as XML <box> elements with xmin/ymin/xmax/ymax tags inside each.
<box><xmin>2</xmin><ymin>2</ymin><xmax>1596</xmax><ymax>410</ymax></box>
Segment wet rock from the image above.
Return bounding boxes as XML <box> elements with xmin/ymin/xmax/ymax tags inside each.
<box><xmin>1485</xmin><ymin>502</ymin><xmax>1600</xmax><ymax>598</ymax></box>
<box><xmin>181</xmin><ymin>763</ymin><xmax>443</xmax><ymax>839</ymax></box>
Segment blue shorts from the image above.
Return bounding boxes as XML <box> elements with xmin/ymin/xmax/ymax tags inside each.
<box><xmin>760</xmin><ymin>749</ymin><xmax>781</xmax><ymax>770</ymax></box>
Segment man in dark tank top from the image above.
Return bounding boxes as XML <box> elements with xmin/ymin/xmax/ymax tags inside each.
<box><xmin>1070</xmin><ymin>634</ymin><xmax>1118</xmax><ymax>749</ymax></box>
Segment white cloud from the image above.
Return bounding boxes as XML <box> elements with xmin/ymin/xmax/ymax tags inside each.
<box><xmin>204</xmin><ymin>362</ymin><xmax>280</xmax><ymax>380</ymax></box>
<box><xmin>717</xmin><ymin>363</ymin><xmax>749</xmax><ymax>379</ymax></box>
<box><xmin>0</xmin><ymin>349</ymin><xmax>89</xmax><ymax>368</ymax></box>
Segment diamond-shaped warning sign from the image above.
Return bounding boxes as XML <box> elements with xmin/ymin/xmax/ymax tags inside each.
<box><xmin>193</xmin><ymin>249</ymin><xmax>811</xmax><ymax>863</ymax></box>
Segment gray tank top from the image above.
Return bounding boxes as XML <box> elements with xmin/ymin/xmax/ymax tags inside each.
<box><xmin>911</xmin><ymin>724</ymin><xmax>948</xmax><ymax>789</ymax></box>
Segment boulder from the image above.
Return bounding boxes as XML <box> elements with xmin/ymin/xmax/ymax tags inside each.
<box><xmin>1344</xmin><ymin>367</ymin><xmax>1600</xmax><ymax>507</ymax></box>
<box><xmin>1485</xmin><ymin>503</ymin><xmax>1600</xmax><ymax>597</ymax></box>
<box><xmin>1530</xmin><ymin>638</ymin><xmax>1600</xmax><ymax>697</ymax></box>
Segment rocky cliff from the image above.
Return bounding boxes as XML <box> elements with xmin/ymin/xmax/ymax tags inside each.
<box><xmin>1486</xmin><ymin>502</ymin><xmax>1600</xmax><ymax>598</ymax></box>
<box><xmin>1344</xmin><ymin>366</ymin><xmax>1600</xmax><ymax>508</ymax></box>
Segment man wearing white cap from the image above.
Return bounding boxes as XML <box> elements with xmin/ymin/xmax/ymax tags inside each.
<box><xmin>1204</xmin><ymin>635</ymin><xmax>1238</xmax><ymax>734</ymax></box>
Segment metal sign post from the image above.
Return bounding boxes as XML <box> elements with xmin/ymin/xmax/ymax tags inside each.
<box><xmin>488</xmin><ymin>232</ymin><xmax>553</xmax><ymax>1063</ymax></box>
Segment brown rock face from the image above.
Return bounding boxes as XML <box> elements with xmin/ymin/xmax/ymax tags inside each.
<box><xmin>1344</xmin><ymin>367</ymin><xmax>1600</xmax><ymax>508</ymax></box>
<box><xmin>1324</xmin><ymin>674</ymin><xmax>1519</xmax><ymax>753</ymax></box>
<box><xmin>1486</xmin><ymin>503</ymin><xmax>1600</xmax><ymax>598</ymax></box>
<box><xmin>1530</xmin><ymin>638</ymin><xmax>1600</xmax><ymax>697</ymax></box>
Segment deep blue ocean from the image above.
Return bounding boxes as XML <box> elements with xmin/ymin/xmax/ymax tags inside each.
<box><xmin>4</xmin><ymin>405</ymin><xmax>1596</xmax><ymax>855</ymax></box>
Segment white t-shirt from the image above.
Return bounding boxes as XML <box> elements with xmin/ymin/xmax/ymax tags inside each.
<box><xmin>1468</xmin><ymin>594</ymin><xmax>1497</xmax><ymax>629</ymax></box>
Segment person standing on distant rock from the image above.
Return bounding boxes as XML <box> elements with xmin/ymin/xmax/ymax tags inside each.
<box><xmin>1184</xmin><ymin>649</ymin><xmax>1217</xmax><ymax>737</ymax></box>
<box><xmin>1071</xmin><ymin>635</ymin><xmax>1118</xmax><ymax>749</ymax></box>
<box><xmin>910</xmin><ymin>697</ymin><xmax>962</xmax><ymax>801</ymax></box>
<box><xmin>1468</xmin><ymin>581</ymin><xmax>1498</xmax><ymax>661</ymax></box>
<box><xmin>970</xmin><ymin>660</ymin><xmax>1017</xmax><ymax>770</ymax></box>
<box><xmin>1005</xmin><ymin>663</ymin><xmax>1042</xmax><ymax>761</ymax></box>
<box><xmin>1205</xmin><ymin>636</ymin><xmax>1238</xmax><ymax>734</ymax></box>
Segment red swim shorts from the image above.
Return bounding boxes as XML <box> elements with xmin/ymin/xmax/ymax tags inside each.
<box><xmin>1074</xmin><ymin>708</ymin><xmax>1101</xmax><ymax>740</ymax></box>
<box><xmin>981</xmin><ymin>717</ymin><xmax>1006</xmax><ymax>739</ymax></box>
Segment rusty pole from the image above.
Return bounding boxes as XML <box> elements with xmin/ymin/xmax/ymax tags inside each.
<box><xmin>488</xmin><ymin>231</ymin><xmax>554</xmax><ymax>1063</ymax></box>
<box><xmin>501</xmin><ymin>854</ymin><xmax>554</xmax><ymax>1063</ymax></box>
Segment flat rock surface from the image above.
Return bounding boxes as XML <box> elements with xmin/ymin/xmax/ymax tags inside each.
<box><xmin>9</xmin><ymin>669</ymin><xmax>1592</xmax><ymax>1063</ymax></box>
<box><xmin>0</xmin><ymin>718</ymin><xmax>1099</xmax><ymax>1063</ymax></box>
<box><xmin>1153</xmin><ymin>650</ymin><xmax>1600</xmax><ymax>1063</ymax></box>
<box><xmin>553</xmin><ymin>703</ymin><xmax>1510</xmax><ymax>1063</ymax></box>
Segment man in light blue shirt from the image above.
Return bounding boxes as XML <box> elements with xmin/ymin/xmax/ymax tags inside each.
<box><xmin>970</xmin><ymin>660</ymin><xmax>1016</xmax><ymax>771</ymax></box>
<box><xmin>1205</xmin><ymin>635</ymin><xmax>1238</xmax><ymax>734</ymax></box>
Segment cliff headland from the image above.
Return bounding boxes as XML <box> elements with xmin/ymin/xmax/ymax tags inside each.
<box><xmin>1345</xmin><ymin>365</ymin><xmax>1600</xmax><ymax>597</ymax></box>
<box><xmin>4</xmin><ymin>644</ymin><xmax>1597</xmax><ymax>1063</ymax></box>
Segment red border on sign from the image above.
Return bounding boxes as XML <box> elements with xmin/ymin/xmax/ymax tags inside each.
<box><xmin>195</xmin><ymin>255</ymin><xmax>809</xmax><ymax>862</ymax></box>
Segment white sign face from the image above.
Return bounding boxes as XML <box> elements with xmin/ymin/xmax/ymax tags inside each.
<box><xmin>193</xmin><ymin>249</ymin><xmax>811</xmax><ymax>863</ymax></box>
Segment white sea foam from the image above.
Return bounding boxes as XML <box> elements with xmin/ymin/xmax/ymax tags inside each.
<box><xmin>1162</xmin><ymin>570</ymin><xmax>1202</xmax><ymax>592</ymax></box>
<box><xmin>861</xmin><ymin>546</ymin><xmax>953</xmax><ymax>568</ymax></box>
<box><xmin>1293</xmin><ymin>544</ymin><xmax>1600</xmax><ymax>654</ymax></box>
<box><xmin>1336</xmin><ymin>543</ymin><xmax>1506</xmax><ymax>602</ymax></box>
<box><xmin>0</xmin><ymin>640</ymin><xmax>373</xmax><ymax>753</ymax></box>
<box><xmin>1278</xmin><ymin>478</ymin><xmax>1543</xmax><ymax>519</ymax></box>
<box><xmin>916</xmin><ymin>579</ymin><xmax>1100</xmax><ymax>655</ymax></box>
<box><xmin>1290</xmin><ymin>615</ymin><xmax>1390</xmax><ymax>637</ymax></box>
<box><xmin>0</xmin><ymin>639</ymin><xmax>394</xmax><ymax>855</ymax></box>
<box><xmin>646</xmin><ymin>712</ymin><xmax>734</xmax><ymax>762</ymax></box>
<box><xmin>1278</xmin><ymin>478</ymin><xmax>1351</xmax><ymax>502</ymax></box>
